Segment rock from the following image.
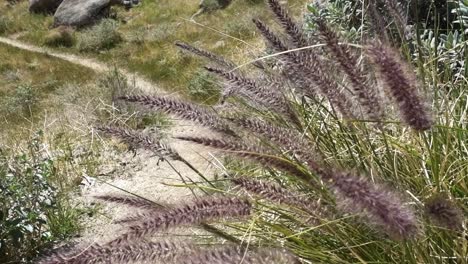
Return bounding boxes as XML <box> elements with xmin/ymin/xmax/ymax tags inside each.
<box><xmin>29</xmin><ymin>0</ymin><xmax>63</xmax><ymax>14</ymax></box>
<box><xmin>53</xmin><ymin>0</ymin><xmax>128</xmax><ymax>28</ymax></box>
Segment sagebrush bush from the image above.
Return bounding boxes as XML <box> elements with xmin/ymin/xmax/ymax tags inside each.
<box><xmin>77</xmin><ymin>19</ymin><xmax>122</xmax><ymax>52</ymax></box>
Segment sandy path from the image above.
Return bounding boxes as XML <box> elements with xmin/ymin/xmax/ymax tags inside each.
<box><xmin>0</xmin><ymin>37</ymin><xmax>219</xmax><ymax>244</ymax></box>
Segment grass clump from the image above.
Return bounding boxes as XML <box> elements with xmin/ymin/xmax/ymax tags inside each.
<box><xmin>44</xmin><ymin>1</ymin><xmax>467</xmax><ymax>263</ymax></box>
<box><xmin>0</xmin><ymin>15</ymin><xmax>11</xmax><ymax>34</ymax></box>
<box><xmin>200</xmin><ymin>0</ymin><xmax>232</xmax><ymax>12</ymax></box>
<box><xmin>187</xmin><ymin>70</ymin><xmax>220</xmax><ymax>102</ymax></box>
<box><xmin>4</xmin><ymin>83</ymin><xmax>38</xmax><ymax>116</ymax></box>
<box><xmin>77</xmin><ymin>19</ymin><xmax>122</xmax><ymax>52</ymax></box>
<box><xmin>0</xmin><ymin>42</ymin><xmax>96</xmax><ymax>141</ymax></box>
<box><xmin>43</xmin><ymin>26</ymin><xmax>75</xmax><ymax>47</ymax></box>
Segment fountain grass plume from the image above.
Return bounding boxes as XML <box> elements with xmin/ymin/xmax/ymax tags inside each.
<box><xmin>367</xmin><ymin>43</ymin><xmax>433</xmax><ymax>131</ymax></box>
<box><xmin>108</xmin><ymin>197</ymin><xmax>251</xmax><ymax>246</ymax></box>
<box><xmin>315</xmin><ymin>19</ymin><xmax>383</xmax><ymax>121</ymax></box>
<box><xmin>93</xmin><ymin>194</ymin><xmax>161</xmax><ymax>211</ymax></box>
<box><xmin>204</xmin><ymin>66</ymin><xmax>300</xmax><ymax>125</ymax></box>
<box><xmin>119</xmin><ymin>95</ymin><xmax>236</xmax><ymax>136</ymax></box>
<box><xmin>252</xmin><ymin>18</ymin><xmax>290</xmax><ymax>52</ymax></box>
<box><xmin>230</xmin><ymin>117</ymin><xmax>312</xmax><ymax>157</ymax></box>
<box><xmin>175</xmin><ymin>246</ymin><xmax>300</xmax><ymax>264</ymax></box>
<box><xmin>176</xmin><ymin>136</ymin><xmax>312</xmax><ymax>182</ymax></box>
<box><xmin>38</xmin><ymin>240</ymin><xmax>190</xmax><ymax>264</ymax></box>
<box><xmin>96</xmin><ymin>125</ymin><xmax>182</xmax><ymax>161</ymax></box>
<box><xmin>175</xmin><ymin>40</ymin><xmax>237</xmax><ymax>69</ymax></box>
<box><xmin>266</xmin><ymin>0</ymin><xmax>307</xmax><ymax>48</ymax></box>
<box><xmin>425</xmin><ymin>194</ymin><xmax>464</xmax><ymax>232</ymax></box>
<box><xmin>232</xmin><ymin>176</ymin><xmax>323</xmax><ymax>217</ymax></box>
<box><xmin>252</xmin><ymin>18</ymin><xmax>356</xmax><ymax>118</ymax></box>
<box><xmin>320</xmin><ymin>170</ymin><xmax>419</xmax><ymax>239</ymax></box>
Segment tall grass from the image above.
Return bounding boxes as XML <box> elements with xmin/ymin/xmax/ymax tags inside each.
<box><xmin>42</xmin><ymin>0</ymin><xmax>467</xmax><ymax>263</ymax></box>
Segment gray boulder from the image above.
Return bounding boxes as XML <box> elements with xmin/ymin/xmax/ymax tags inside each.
<box><xmin>29</xmin><ymin>0</ymin><xmax>63</xmax><ymax>14</ymax></box>
<box><xmin>53</xmin><ymin>0</ymin><xmax>127</xmax><ymax>28</ymax></box>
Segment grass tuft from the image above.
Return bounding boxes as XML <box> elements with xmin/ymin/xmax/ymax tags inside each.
<box><xmin>77</xmin><ymin>19</ymin><xmax>122</xmax><ymax>52</ymax></box>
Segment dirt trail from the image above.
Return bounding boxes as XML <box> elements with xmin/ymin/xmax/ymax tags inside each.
<box><xmin>0</xmin><ymin>36</ymin><xmax>157</xmax><ymax>94</ymax></box>
<box><xmin>0</xmin><ymin>37</ymin><xmax>219</xmax><ymax>244</ymax></box>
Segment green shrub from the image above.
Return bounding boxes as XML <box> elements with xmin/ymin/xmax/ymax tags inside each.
<box><xmin>0</xmin><ymin>133</ymin><xmax>79</xmax><ymax>263</ymax></box>
<box><xmin>5</xmin><ymin>84</ymin><xmax>38</xmax><ymax>115</ymax></box>
<box><xmin>43</xmin><ymin>26</ymin><xmax>75</xmax><ymax>47</ymax></box>
<box><xmin>77</xmin><ymin>19</ymin><xmax>122</xmax><ymax>52</ymax></box>
<box><xmin>187</xmin><ymin>70</ymin><xmax>220</xmax><ymax>102</ymax></box>
<box><xmin>0</xmin><ymin>15</ymin><xmax>10</xmax><ymax>34</ymax></box>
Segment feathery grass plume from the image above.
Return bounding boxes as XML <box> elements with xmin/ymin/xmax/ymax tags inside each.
<box><xmin>38</xmin><ymin>240</ymin><xmax>192</xmax><ymax>264</ymax></box>
<box><xmin>175</xmin><ymin>246</ymin><xmax>300</xmax><ymax>264</ymax></box>
<box><xmin>231</xmin><ymin>117</ymin><xmax>310</xmax><ymax>157</ymax></box>
<box><xmin>113</xmin><ymin>211</ymin><xmax>163</xmax><ymax>225</ymax></box>
<box><xmin>252</xmin><ymin>18</ymin><xmax>356</xmax><ymax>118</ymax></box>
<box><xmin>321</xmin><ymin>170</ymin><xmax>418</xmax><ymax>239</ymax></box>
<box><xmin>97</xmin><ymin>125</ymin><xmax>211</xmax><ymax>185</ymax></box>
<box><xmin>205</xmin><ymin>66</ymin><xmax>279</xmax><ymax>105</ymax></box>
<box><xmin>119</xmin><ymin>95</ymin><xmax>236</xmax><ymax>135</ymax></box>
<box><xmin>96</xmin><ymin>125</ymin><xmax>182</xmax><ymax>161</ymax></box>
<box><xmin>252</xmin><ymin>18</ymin><xmax>289</xmax><ymax>52</ymax></box>
<box><xmin>289</xmin><ymin>51</ymin><xmax>357</xmax><ymax>118</ymax></box>
<box><xmin>93</xmin><ymin>194</ymin><xmax>160</xmax><ymax>210</ymax></box>
<box><xmin>108</xmin><ymin>197</ymin><xmax>251</xmax><ymax>246</ymax></box>
<box><xmin>175</xmin><ymin>41</ymin><xmax>237</xmax><ymax>69</ymax></box>
<box><xmin>367</xmin><ymin>43</ymin><xmax>433</xmax><ymax>131</ymax></box>
<box><xmin>266</xmin><ymin>0</ymin><xmax>307</xmax><ymax>48</ymax></box>
<box><xmin>367</xmin><ymin>1</ymin><xmax>389</xmax><ymax>42</ymax></box>
<box><xmin>384</xmin><ymin>0</ymin><xmax>408</xmax><ymax>38</ymax></box>
<box><xmin>251</xmin><ymin>18</ymin><xmax>317</xmax><ymax>97</ymax></box>
<box><xmin>232</xmin><ymin>177</ymin><xmax>322</xmax><ymax>217</ymax></box>
<box><xmin>425</xmin><ymin>194</ymin><xmax>464</xmax><ymax>232</ymax></box>
<box><xmin>315</xmin><ymin>19</ymin><xmax>383</xmax><ymax>121</ymax></box>
<box><xmin>204</xmin><ymin>66</ymin><xmax>300</xmax><ymax>125</ymax></box>
<box><xmin>176</xmin><ymin>136</ymin><xmax>311</xmax><ymax>182</ymax></box>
